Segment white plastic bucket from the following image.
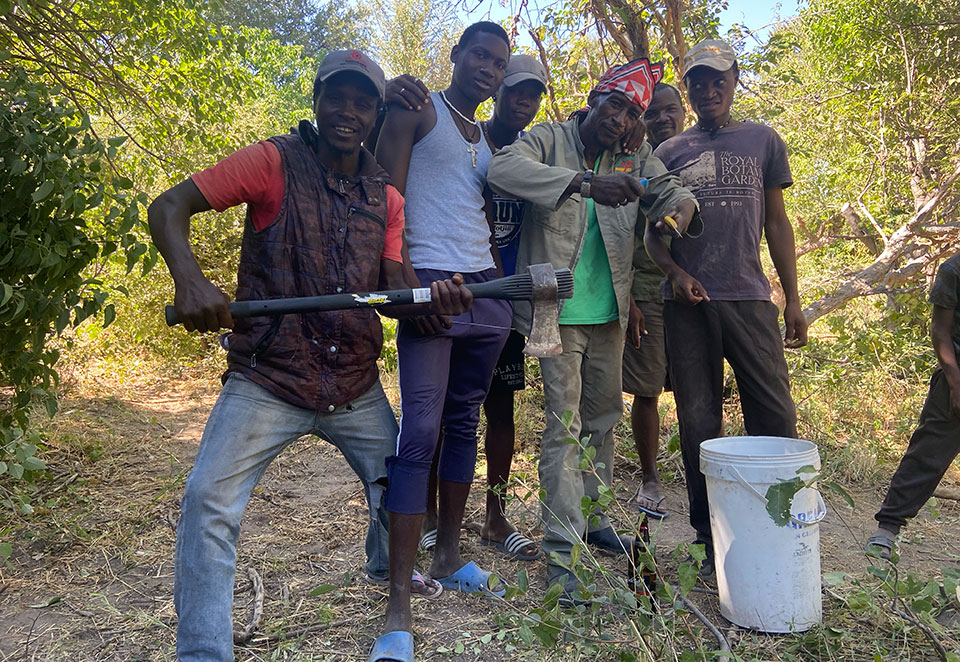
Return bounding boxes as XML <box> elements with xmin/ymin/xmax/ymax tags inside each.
<box><xmin>700</xmin><ymin>436</ymin><xmax>825</xmax><ymax>633</ymax></box>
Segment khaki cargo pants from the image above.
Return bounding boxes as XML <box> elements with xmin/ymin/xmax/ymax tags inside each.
<box><xmin>538</xmin><ymin>321</ymin><xmax>624</xmax><ymax>567</ymax></box>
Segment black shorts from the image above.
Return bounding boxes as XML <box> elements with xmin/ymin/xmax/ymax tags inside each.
<box><xmin>488</xmin><ymin>330</ymin><xmax>526</xmax><ymax>392</ymax></box>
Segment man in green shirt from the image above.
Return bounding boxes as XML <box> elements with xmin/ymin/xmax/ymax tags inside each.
<box><xmin>488</xmin><ymin>60</ymin><xmax>698</xmax><ymax>601</ymax></box>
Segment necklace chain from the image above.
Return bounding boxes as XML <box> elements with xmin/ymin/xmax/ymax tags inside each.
<box><xmin>439</xmin><ymin>90</ymin><xmax>480</xmax><ymax>128</ymax></box>
<box><xmin>440</xmin><ymin>90</ymin><xmax>481</xmax><ymax>167</ymax></box>
<box><xmin>697</xmin><ymin>116</ymin><xmax>732</xmax><ymax>133</ymax></box>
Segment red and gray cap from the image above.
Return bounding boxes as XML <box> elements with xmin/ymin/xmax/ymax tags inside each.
<box><xmin>315</xmin><ymin>49</ymin><xmax>386</xmax><ymax>99</ymax></box>
<box><xmin>502</xmin><ymin>54</ymin><xmax>548</xmax><ymax>90</ymax></box>
<box><xmin>683</xmin><ymin>39</ymin><xmax>737</xmax><ymax>76</ymax></box>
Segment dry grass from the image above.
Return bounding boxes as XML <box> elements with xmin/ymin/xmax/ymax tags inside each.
<box><xmin>0</xmin><ymin>354</ymin><xmax>957</xmax><ymax>660</ymax></box>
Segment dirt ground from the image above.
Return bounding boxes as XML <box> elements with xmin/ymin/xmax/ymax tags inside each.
<box><xmin>0</xmin><ymin>362</ymin><xmax>958</xmax><ymax>661</ymax></box>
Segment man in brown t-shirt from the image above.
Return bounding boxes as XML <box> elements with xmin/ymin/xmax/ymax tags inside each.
<box><xmin>646</xmin><ymin>39</ymin><xmax>808</xmax><ymax>576</ymax></box>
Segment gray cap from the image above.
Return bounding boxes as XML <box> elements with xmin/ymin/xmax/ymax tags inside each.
<box><xmin>683</xmin><ymin>39</ymin><xmax>737</xmax><ymax>76</ymax></box>
<box><xmin>502</xmin><ymin>54</ymin><xmax>548</xmax><ymax>90</ymax></box>
<box><xmin>315</xmin><ymin>49</ymin><xmax>386</xmax><ymax>99</ymax></box>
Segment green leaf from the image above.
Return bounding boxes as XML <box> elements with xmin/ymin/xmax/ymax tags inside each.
<box><xmin>824</xmin><ymin>480</ymin><xmax>855</xmax><ymax>508</ymax></box>
<box><xmin>31</xmin><ymin>180</ymin><xmax>55</xmax><ymax>202</ymax></box>
<box><xmin>823</xmin><ymin>571</ymin><xmax>849</xmax><ymax>586</ymax></box>
<box><xmin>309</xmin><ymin>583</ymin><xmax>336</xmax><ymax>596</ymax></box>
<box><xmin>596</xmin><ymin>484</ymin><xmax>615</xmax><ymax>508</ymax></box>
<box><xmin>542</xmin><ymin>582</ymin><xmax>564</xmax><ymax>607</ymax></box>
<box><xmin>55</xmin><ymin>308</ymin><xmax>71</xmax><ymax>334</ymax></box>
<box><xmin>688</xmin><ymin>543</ymin><xmax>707</xmax><ymax>563</ymax></box>
<box><xmin>102</xmin><ymin>303</ymin><xmax>116</xmax><ymax>327</ymax></box>
<box><xmin>107</xmin><ymin>135</ymin><xmax>128</xmax><ymax>147</ymax></box>
<box><xmin>0</xmin><ymin>542</ymin><xmax>11</xmax><ymax>560</ymax></box>
<box><xmin>677</xmin><ymin>562</ymin><xmax>698</xmax><ymax>596</ymax></box>
<box><xmin>518</xmin><ymin>622</ymin><xmax>534</xmax><ymax>645</ymax></box>
<box><xmin>765</xmin><ymin>477</ymin><xmax>804</xmax><ymax>526</ymax></box>
<box><xmin>517</xmin><ymin>568</ymin><xmax>529</xmax><ymax>592</ymax></box>
<box><xmin>560</xmin><ymin>410</ymin><xmax>574</xmax><ymax>429</ymax></box>
<box><xmin>44</xmin><ymin>393</ymin><xmax>58</xmax><ymax>418</ymax></box>
<box><xmin>8</xmin><ymin>463</ymin><xmax>23</xmax><ymax>479</ymax></box>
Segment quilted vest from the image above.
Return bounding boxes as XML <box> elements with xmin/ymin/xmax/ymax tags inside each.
<box><xmin>224</xmin><ymin>126</ymin><xmax>389</xmax><ymax>411</ymax></box>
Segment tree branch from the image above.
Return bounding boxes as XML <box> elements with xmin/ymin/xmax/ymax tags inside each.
<box><xmin>529</xmin><ymin>28</ymin><xmax>564</xmax><ymax>122</ymax></box>
<box><xmin>802</xmin><ymin>160</ymin><xmax>960</xmax><ymax>324</ymax></box>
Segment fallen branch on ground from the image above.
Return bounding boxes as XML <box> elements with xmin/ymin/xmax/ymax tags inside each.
<box><xmin>678</xmin><ymin>593</ymin><xmax>731</xmax><ymax>662</ymax></box>
<box><xmin>233</xmin><ymin>566</ymin><xmax>264</xmax><ymax>645</ymax></box>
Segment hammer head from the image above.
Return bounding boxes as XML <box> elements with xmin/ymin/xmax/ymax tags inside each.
<box><xmin>523</xmin><ymin>263</ymin><xmax>565</xmax><ymax>357</ymax></box>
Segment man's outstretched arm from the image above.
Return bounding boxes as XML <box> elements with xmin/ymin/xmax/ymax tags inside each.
<box><xmin>148</xmin><ymin>179</ymin><xmax>233</xmax><ymax>333</ymax></box>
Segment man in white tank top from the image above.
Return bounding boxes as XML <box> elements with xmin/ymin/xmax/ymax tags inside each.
<box><xmin>371</xmin><ymin>21</ymin><xmax>512</xmax><ymax>662</ymax></box>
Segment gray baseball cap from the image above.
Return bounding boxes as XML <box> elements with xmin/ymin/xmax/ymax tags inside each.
<box><xmin>502</xmin><ymin>54</ymin><xmax>548</xmax><ymax>90</ymax></box>
<box><xmin>683</xmin><ymin>39</ymin><xmax>737</xmax><ymax>76</ymax></box>
<box><xmin>315</xmin><ymin>49</ymin><xmax>386</xmax><ymax>99</ymax></box>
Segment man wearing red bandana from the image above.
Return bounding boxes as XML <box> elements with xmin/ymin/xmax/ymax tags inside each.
<box><xmin>488</xmin><ymin>59</ymin><xmax>699</xmax><ymax>604</ymax></box>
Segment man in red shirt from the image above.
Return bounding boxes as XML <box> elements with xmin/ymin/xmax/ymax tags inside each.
<box><xmin>148</xmin><ymin>50</ymin><xmax>471</xmax><ymax>662</ymax></box>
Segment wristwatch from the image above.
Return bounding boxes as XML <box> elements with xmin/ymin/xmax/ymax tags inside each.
<box><xmin>580</xmin><ymin>170</ymin><xmax>593</xmax><ymax>198</ymax></box>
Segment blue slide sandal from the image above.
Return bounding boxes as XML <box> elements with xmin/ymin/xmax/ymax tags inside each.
<box><xmin>368</xmin><ymin>630</ymin><xmax>414</xmax><ymax>662</ymax></box>
<box><xmin>435</xmin><ymin>561</ymin><xmax>506</xmax><ymax>598</ymax></box>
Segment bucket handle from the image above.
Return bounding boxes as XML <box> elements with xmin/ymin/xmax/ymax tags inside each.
<box><xmin>729</xmin><ymin>466</ymin><xmax>827</xmax><ymax>527</ymax></box>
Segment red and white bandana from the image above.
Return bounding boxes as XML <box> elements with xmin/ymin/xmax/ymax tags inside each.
<box><xmin>592</xmin><ymin>59</ymin><xmax>664</xmax><ymax>110</ymax></box>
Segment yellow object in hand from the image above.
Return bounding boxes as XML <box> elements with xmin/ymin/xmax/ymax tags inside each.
<box><xmin>663</xmin><ymin>215</ymin><xmax>682</xmax><ymax>238</ymax></box>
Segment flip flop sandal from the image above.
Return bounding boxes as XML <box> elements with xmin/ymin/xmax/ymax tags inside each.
<box><xmin>411</xmin><ymin>569</ymin><xmax>443</xmax><ymax>599</ymax></box>
<box><xmin>368</xmin><ymin>630</ymin><xmax>414</xmax><ymax>662</ymax></box>
<box><xmin>865</xmin><ymin>534</ymin><xmax>893</xmax><ymax>560</ymax></box>
<box><xmin>435</xmin><ymin>560</ymin><xmax>506</xmax><ymax>598</ymax></box>
<box><xmin>418</xmin><ymin>528</ymin><xmax>437</xmax><ymax>553</ymax></box>
<box><xmin>366</xmin><ymin>570</ymin><xmax>443</xmax><ymax>600</ymax></box>
<box><xmin>635</xmin><ymin>494</ymin><xmax>669</xmax><ymax>520</ymax></box>
<box><xmin>480</xmin><ymin>531</ymin><xmax>542</xmax><ymax>561</ymax></box>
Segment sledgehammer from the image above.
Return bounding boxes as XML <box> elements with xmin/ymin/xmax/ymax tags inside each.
<box><xmin>165</xmin><ymin>263</ymin><xmax>573</xmax><ymax>357</ymax></box>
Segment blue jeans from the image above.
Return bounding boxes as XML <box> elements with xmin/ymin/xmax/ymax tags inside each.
<box><xmin>174</xmin><ymin>373</ymin><xmax>397</xmax><ymax>661</ymax></box>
